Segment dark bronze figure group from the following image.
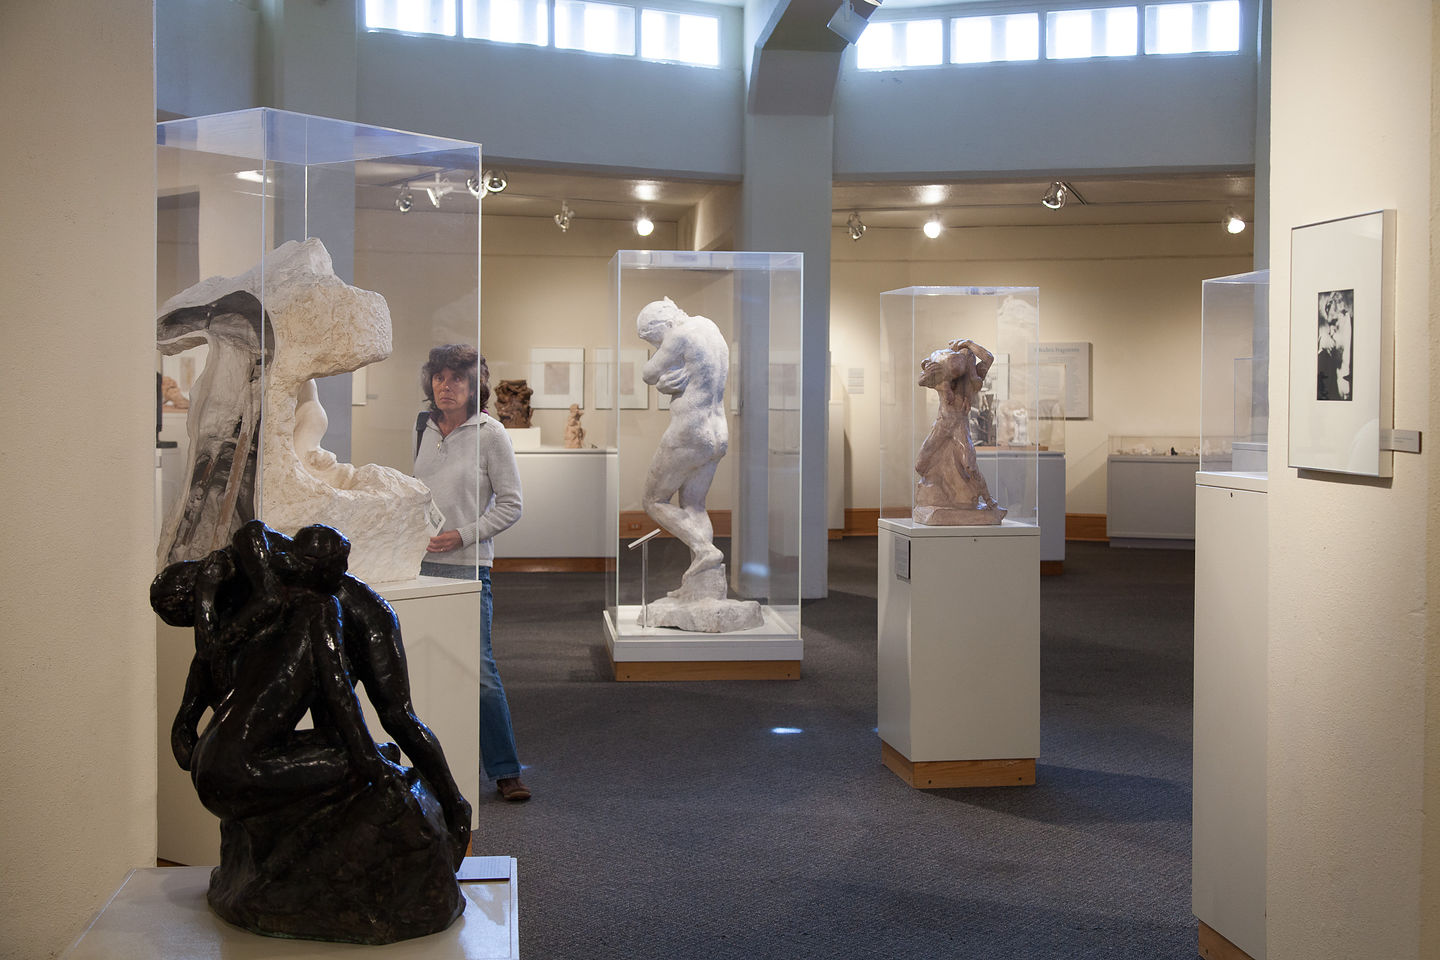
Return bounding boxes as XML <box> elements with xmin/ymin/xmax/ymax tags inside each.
<box><xmin>151</xmin><ymin>520</ymin><xmax>471</xmax><ymax>944</ymax></box>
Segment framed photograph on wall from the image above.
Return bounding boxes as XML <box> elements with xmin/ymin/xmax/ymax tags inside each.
<box><xmin>594</xmin><ymin>347</ymin><xmax>649</xmax><ymax>409</ymax></box>
<box><xmin>1287</xmin><ymin>209</ymin><xmax>1394</xmax><ymax>477</ymax></box>
<box><xmin>530</xmin><ymin>347</ymin><xmax>585</xmax><ymax>409</ymax></box>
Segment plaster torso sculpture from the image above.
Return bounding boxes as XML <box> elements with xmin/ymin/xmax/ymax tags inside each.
<box><xmin>151</xmin><ymin>521</ymin><xmax>469</xmax><ymax>944</ymax></box>
<box><xmin>495</xmin><ymin>379</ymin><xmax>533</xmax><ymax>428</ymax></box>
<box><xmin>636</xmin><ymin>298</ymin><xmax>762</xmax><ymax>633</ymax></box>
<box><xmin>564</xmin><ymin>403</ymin><xmax>585</xmax><ymax>448</ymax></box>
<box><xmin>914</xmin><ymin>338</ymin><xmax>1006</xmax><ymax>525</ymax></box>
<box><xmin>156</xmin><ymin>239</ymin><xmax>431</xmax><ymax>583</ymax></box>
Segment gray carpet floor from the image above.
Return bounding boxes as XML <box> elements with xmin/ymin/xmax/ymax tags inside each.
<box><xmin>473</xmin><ymin>538</ymin><xmax>1196</xmax><ymax>959</ymax></box>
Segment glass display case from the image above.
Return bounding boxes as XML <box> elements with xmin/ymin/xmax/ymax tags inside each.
<box><xmin>1109</xmin><ymin>435</ymin><xmax>1202</xmax><ymax>457</ymax></box>
<box><xmin>1200</xmin><ymin>269</ymin><xmax>1269</xmax><ymax>474</ymax></box>
<box><xmin>879</xmin><ymin>286</ymin><xmax>1041</xmax><ymax>526</ymax></box>
<box><xmin>604</xmin><ymin>251</ymin><xmax>803</xmax><ymax>673</ymax></box>
<box><xmin>155</xmin><ymin>108</ymin><xmax>482</xmax><ymax>584</ymax></box>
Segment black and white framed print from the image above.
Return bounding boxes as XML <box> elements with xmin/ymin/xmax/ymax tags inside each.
<box><xmin>1288</xmin><ymin>210</ymin><xmax>1394</xmax><ymax>477</ymax></box>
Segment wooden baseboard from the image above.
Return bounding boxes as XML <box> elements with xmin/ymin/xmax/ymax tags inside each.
<box><xmin>842</xmin><ymin>508</ymin><xmax>880</xmax><ymax>536</ymax></box>
<box><xmin>1198</xmin><ymin>921</ymin><xmax>1256</xmax><ymax>960</ymax></box>
<box><xmin>880</xmin><ymin>740</ymin><xmax>1036</xmax><ymax>788</ymax></box>
<box><xmin>828</xmin><ymin>528</ymin><xmax>843</xmax><ymax>540</ymax></box>
<box><xmin>1065</xmin><ymin>513</ymin><xmax>1108</xmax><ymax>542</ymax></box>
<box><xmin>493</xmin><ymin>557</ymin><xmax>609</xmax><ymax>573</ymax></box>
<box><xmin>611</xmin><ymin>659</ymin><xmax>801</xmax><ymax>682</ymax></box>
<box><xmin>619</xmin><ymin>509</ymin><xmax>730</xmax><ymax>539</ymax></box>
<box><xmin>1040</xmin><ymin>560</ymin><xmax>1064</xmax><ymax>576</ymax></box>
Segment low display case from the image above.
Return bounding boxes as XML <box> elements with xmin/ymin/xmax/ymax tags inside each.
<box><xmin>1200</xmin><ymin>269</ymin><xmax>1270</xmax><ymax>474</ymax></box>
<box><xmin>879</xmin><ymin>286</ymin><xmax>1041</xmax><ymax>527</ymax></box>
<box><xmin>603</xmin><ymin>250</ymin><xmax>803</xmax><ymax>680</ymax></box>
<box><xmin>1107</xmin><ymin>435</ymin><xmax>1200</xmax><ymax>544</ymax></box>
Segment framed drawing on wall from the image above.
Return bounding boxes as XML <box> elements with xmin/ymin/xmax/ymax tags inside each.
<box><xmin>594</xmin><ymin>347</ymin><xmax>648</xmax><ymax>410</ymax></box>
<box><xmin>1287</xmin><ymin>209</ymin><xmax>1394</xmax><ymax>477</ymax></box>
<box><xmin>530</xmin><ymin>347</ymin><xmax>585</xmax><ymax>409</ymax></box>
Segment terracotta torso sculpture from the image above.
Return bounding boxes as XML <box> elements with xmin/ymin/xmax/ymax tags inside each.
<box><xmin>913</xmin><ymin>338</ymin><xmax>1006</xmax><ymax>525</ymax></box>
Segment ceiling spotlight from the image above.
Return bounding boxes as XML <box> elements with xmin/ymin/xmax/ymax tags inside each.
<box><xmin>1041</xmin><ymin>181</ymin><xmax>1068</xmax><ymax>210</ymax></box>
<box><xmin>466</xmin><ymin>175</ymin><xmax>484</xmax><ymax>198</ymax></box>
<box><xmin>635</xmin><ymin>213</ymin><xmax>655</xmax><ymax>237</ymax></box>
<box><xmin>395</xmin><ymin>187</ymin><xmax>414</xmax><ymax>213</ymax></box>
<box><xmin>1224</xmin><ymin>209</ymin><xmax>1247</xmax><ymax>234</ymax></box>
<box><xmin>554</xmin><ymin>201</ymin><xmax>574</xmax><ymax>232</ymax></box>
<box><xmin>922</xmin><ymin>217</ymin><xmax>943</xmax><ymax>239</ymax></box>
<box><xmin>423</xmin><ymin>174</ymin><xmax>456</xmax><ymax>208</ymax></box>
<box><xmin>846</xmin><ymin>211</ymin><xmax>867</xmax><ymax>242</ymax></box>
<box><xmin>483</xmin><ymin>169</ymin><xmax>507</xmax><ymax>194</ymax></box>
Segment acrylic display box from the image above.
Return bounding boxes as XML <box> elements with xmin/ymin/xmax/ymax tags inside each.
<box><xmin>1200</xmin><ymin>269</ymin><xmax>1270</xmax><ymax>475</ymax></box>
<box><xmin>879</xmin><ymin>286</ymin><xmax>1042</xmax><ymax>529</ymax></box>
<box><xmin>154</xmin><ymin>108</ymin><xmax>486</xmax><ymax>862</ymax></box>
<box><xmin>603</xmin><ymin>250</ymin><xmax>803</xmax><ymax>681</ymax></box>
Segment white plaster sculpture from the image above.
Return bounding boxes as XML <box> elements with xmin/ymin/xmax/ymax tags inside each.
<box><xmin>636</xmin><ymin>298</ymin><xmax>762</xmax><ymax>633</ymax></box>
<box><xmin>156</xmin><ymin>239</ymin><xmax>431</xmax><ymax>583</ymax></box>
<box><xmin>914</xmin><ymin>338</ymin><xmax>1006</xmax><ymax>525</ymax></box>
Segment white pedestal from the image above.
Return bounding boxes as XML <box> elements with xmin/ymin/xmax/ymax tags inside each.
<box><xmin>877</xmin><ymin>519</ymin><xmax>1040</xmax><ymax>787</ymax></box>
<box><xmin>1106</xmin><ymin>454</ymin><xmax>1200</xmax><ymax>545</ymax></box>
<box><xmin>500</xmin><ymin>449</ymin><xmax>611</xmax><ymax>558</ymax></box>
<box><xmin>603</xmin><ymin>604</ymin><xmax>802</xmax><ymax>681</ymax></box>
<box><xmin>157</xmin><ymin>578</ymin><xmax>483</xmax><ymax>866</ymax></box>
<box><xmin>1192</xmin><ymin>472</ymin><xmax>1267</xmax><ymax>960</ymax></box>
<box><xmin>62</xmin><ymin>861</ymin><xmax>518</xmax><ymax>959</ymax></box>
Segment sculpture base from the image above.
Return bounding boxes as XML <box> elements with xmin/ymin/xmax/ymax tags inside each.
<box><xmin>644</xmin><ymin>596</ymin><xmax>764</xmax><ymax>633</ymax></box>
<box><xmin>644</xmin><ymin>564</ymin><xmax>764</xmax><ymax>633</ymax></box>
<box><xmin>208</xmin><ymin>776</ymin><xmax>464</xmax><ymax>944</ymax></box>
<box><xmin>913</xmin><ymin>504</ymin><xmax>1007</xmax><ymax>526</ymax></box>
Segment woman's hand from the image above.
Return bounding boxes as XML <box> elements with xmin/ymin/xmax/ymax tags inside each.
<box><xmin>427</xmin><ymin>530</ymin><xmax>463</xmax><ymax>553</ymax></box>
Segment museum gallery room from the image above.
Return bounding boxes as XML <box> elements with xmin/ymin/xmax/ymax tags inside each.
<box><xmin>2</xmin><ymin>0</ymin><xmax>1438</xmax><ymax>958</ymax></box>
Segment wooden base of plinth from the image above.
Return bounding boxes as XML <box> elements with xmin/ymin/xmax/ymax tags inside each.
<box><xmin>610</xmin><ymin>657</ymin><xmax>801</xmax><ymax>681</ymax></box>
<box><xmin>1041</xmin><ymin>560</ymin><xmax>1064</xmax><ymax>576</ymax></box>
<box><xmin>1198</xmin><ymin>921</ymin><xmax>1257</xmax><ymax>960</ymax></box>
<box><xmin>881</xmin><ymin>740</ymin><xmax>1036</xmax><ymax>788</ymax></box>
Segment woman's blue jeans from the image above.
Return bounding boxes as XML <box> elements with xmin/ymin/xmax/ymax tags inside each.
<box><xmin>419</xmin><ymin>562</ymin><xmax>521</xmax><ymax>782</ymax></box>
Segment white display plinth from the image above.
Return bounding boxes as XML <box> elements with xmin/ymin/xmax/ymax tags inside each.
<box><xmin>62</xmin><ymin>862</ymin><xmax>518</xmax><ymax>959</ymax></box>
<box><xmin>1106</xmin><ymin>455</ymin><xmax>1200</xmax><ymax>545</ymax></box>
<box><xmin>1193</xmin><ymin>472</ymin><xmax>1267</xmax><ymax>960</ymax></box>
<box><xmin>501</xmin><ymin>449</ymin><xmax>611</xmax><ymax>558</ymax></box>
<box><xmin>877</xmin><ymin>518</ymin><xmax>1039</xmax><ymax>787</ymax></box>
<box><xmin>157</xmin><ymin>578</ymin><xmax>482</xmax><ymax>866</ymax></box>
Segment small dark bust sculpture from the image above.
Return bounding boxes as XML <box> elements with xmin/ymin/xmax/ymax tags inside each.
<box><xmin>151</xmin><ymin>520</ymin><xmax>471</xmax><ymax>944</ymax></box>
<box><xmin>494</xmin><ymin>378</ymin><xmax>533</xmax><ymax>428</ymax></box>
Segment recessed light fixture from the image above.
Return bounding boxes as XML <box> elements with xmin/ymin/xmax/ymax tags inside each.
<box><xmin>634</xmin><ymin>182</ymin><xmax>660</xmax><ymax>202</ymax></box>
<box><xmin>922</xmin><ymin>217</ymin><xmax>943</xmax><ymax>239</ymax></box>
<box><xmin>1223</xmin><ymin>209</ymin><xmax>1247</xmax><ymax>234</ymax></box>
<box><xmin>634</xmin><ymin>213</ymin><xmax>655</xmax><ymax>237</ymax></box>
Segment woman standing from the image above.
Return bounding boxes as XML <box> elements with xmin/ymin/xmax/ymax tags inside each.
<box><xmin>414</xmin><ymin>344</ymin><xmax>530</xmax><ymax>802</ymax></box>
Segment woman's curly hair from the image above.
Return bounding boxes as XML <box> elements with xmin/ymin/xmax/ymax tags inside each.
<box><xmin>421</xmin><ymin>344</ymin><xmax>489</xmax><ymax>419</ymax></box>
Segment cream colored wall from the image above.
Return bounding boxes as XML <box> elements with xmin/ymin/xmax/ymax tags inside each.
<box><xmin>1268</xmin><ymin>3</ymin><xmax>1434</xmax><ymax>959</ymax></box>
<box><xmin>830</xmin><ymin>222</ymin><xmax>1252</xmax><ymax>514</ymax></box>
<box><xmin>0</xmin><ymin>3</ymin><xmax>157</xmax><ymax>958</ymax></box>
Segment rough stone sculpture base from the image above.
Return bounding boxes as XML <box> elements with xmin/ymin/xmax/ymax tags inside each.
<box><xmin>645</xmin><ymin>565</ymin><xmax>764</xmax><ymax>633</ymax></box>
<box><xmin>914</xmin><ymin>504</ymin><xmax>1007</xmax><ymax>526</ymax></box>
<box><xmin>208</xmin><ymin>772</ymin><xmax>463</xmax><ymax>944</ymax></box>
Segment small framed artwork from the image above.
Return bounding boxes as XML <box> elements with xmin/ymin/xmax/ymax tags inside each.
<box><xmin>1287</xmin><ymin>209</ymin><xmax>1394</xmax><ymax>477</ymax></box>
<box><xmin>594</xmin><ymin>347</ymin><xmax>649</xmax><ymax>410</ymax></box>
<box><xmin>529</xmin><ymin>347</ymin><xmax>585</xmax><ymax>409</ymax></box>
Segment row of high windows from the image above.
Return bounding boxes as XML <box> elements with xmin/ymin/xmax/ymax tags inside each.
<box><xmin>364</xmin><ymin>0</ymin><xmax>722</xmax><ymax>66</ymax></box>
<box><xmin>858</xmin><ymin>1</ymin><xmax>1242</xmax><ymax>69</ymax></box>
<box><xmin>364</xmin><ymin>0</ymin><xmax>1241</xmax><ymax>71</ymax></box>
